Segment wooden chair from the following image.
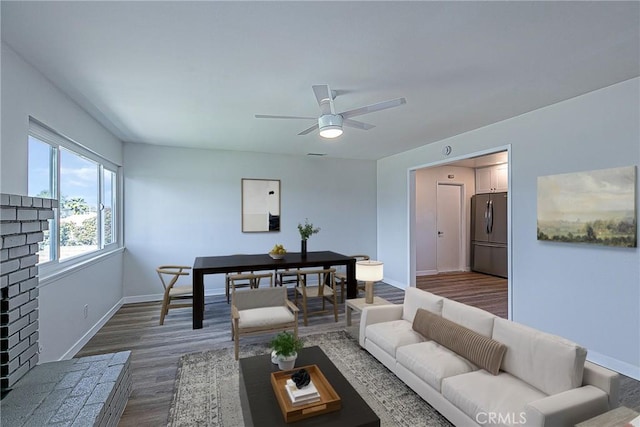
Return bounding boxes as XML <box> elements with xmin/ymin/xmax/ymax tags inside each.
<box><xmin>156</xmin><ymin>265</ymin><xmax>192</xmax><ymax>325</ymax></box>
<box><xmin>294</xmin><ymin>268</ymin><xmax>338</xmax><ymax>326</ymax></box>
<box><xmin>275</xmin><ymin>268</ymin><xmax>312</xmax><ymax>288</ymax></box>
<box><xmin>275</xmin><ymin>268</ymin><xmax>301</xmax><ymax>287</ymax></box>
<box><xmin>231</xmin><ymin>285</ymin><xmax>298</xmax><ymax>360</ymax></box>
<box><xmin>335</xmin><ymin>255</ymin><xmax>370</xmax><ymax>302</ymax></box>
<box><xmin>227</xmin><ymin>272</ymin><xmax>273</xmax><ymax>291</ymax></box>
<box><xmin>225</xmin><ymin>255</ymin><xmax>257</xmax><ymax>303</ymax></box>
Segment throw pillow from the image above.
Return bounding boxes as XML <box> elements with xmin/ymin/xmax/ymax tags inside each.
<box><xmin>412</xmin><ymin>308</ymin><xmax>507</xmax><ymax>375</ymax></box>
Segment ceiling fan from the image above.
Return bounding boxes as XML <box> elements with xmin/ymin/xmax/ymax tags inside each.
<box><xmin>255</xmin><ymin>84</ymin><xmax>407</xmax><ymax>139</ymax></box>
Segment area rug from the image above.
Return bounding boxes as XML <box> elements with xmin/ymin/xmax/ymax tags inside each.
<box><xmin>168</xmin><ymin>330</ymin><xmax>452</xmax><ymax>427</ymax></box>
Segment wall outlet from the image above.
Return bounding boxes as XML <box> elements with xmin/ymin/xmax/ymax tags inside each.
<box><xmin>83</xmin><ymin>304</ymin><xmax>88</xmax><ymax>319</ymax></box>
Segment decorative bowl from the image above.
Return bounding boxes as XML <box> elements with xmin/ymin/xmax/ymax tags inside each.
<box><xmin>269</xmin><ymin>253</ymin><xmax>285</xmax><ymax>260</ymax></box>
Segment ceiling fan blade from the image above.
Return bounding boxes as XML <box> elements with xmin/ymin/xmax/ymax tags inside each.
<box><xmin>255</xmin><ymin>114</ymin><xmax>316</xmax><ymax>120</ymax></box>
<box><xmin>343</xmin><ymin>119</ymin><xmax>375</xmax><ymax>131</ymax></box>
<box><xmin>298</xmin><ymin>123</ymin><xmax>319</xmax><ymax>135</ymax></box>
<box><xmin>340</xmin><ymin>97</ymin><xmax>407</xmax><ymax>119</ymax></box>
<box><xmin>312</xmin><ymin>85</ymin><xmax>331</xmax><ymax>105</ymax></box>
<box><xmin>312</xmin><ymin>84</ymin><xmax>335</xmax><ymax>115</ymax></box>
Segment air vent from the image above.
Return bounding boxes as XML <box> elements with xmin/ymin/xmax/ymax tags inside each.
<box><xmin>307</xmin><ymin>153</ymin><xmax>327</xmax><ymax>157</ymax></box>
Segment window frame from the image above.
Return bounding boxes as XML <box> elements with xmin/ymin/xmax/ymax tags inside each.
<box><xmin>28</xmin><ymin>119</ymin><xmax>122</xmax><ymax>276</ymax></box>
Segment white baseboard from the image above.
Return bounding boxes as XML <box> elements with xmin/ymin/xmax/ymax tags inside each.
<box><xmin>416</xmin><ymin>270</ymin><xmax>438</xmax><ymax>276</ymax></box>
<box><xmin>588</xmin><ymin>350</ymin><xmax>640</xmax><ymax>380</ymax></box>
<box><xmin>122</xmin><ymin>293</ymin><xmax>162</xmax><ymax>304</ymax></box>
<box><xmin>61</xmin><ymin>289</ymin><xmax>229</xmax><ymax>360</ymax></box>
<box><xmin>60</xmin><ymin>298</ymin><xmax>124</xmax><ymax>360</ymax></box>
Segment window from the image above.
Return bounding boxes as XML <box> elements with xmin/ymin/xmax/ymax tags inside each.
<box><xmin>27</xmin><ymin>120</ymin><xmax>120</xmax><ymax>268</ymax></box>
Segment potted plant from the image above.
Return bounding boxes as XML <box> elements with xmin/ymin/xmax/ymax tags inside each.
<box><xmin>298</xmin><ymin>219</ymin><xmax>320</xmax><ymax>256</ymax></box>
<box><xmin>270</xmin><ymin>331</ymin><xmax>304</xmax><ymax>370</ymax></box>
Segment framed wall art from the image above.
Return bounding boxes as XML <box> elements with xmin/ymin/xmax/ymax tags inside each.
<box><xmin>241</xmin><ymin>178</ymin><xmax>280</xmax><ymax>232</ymax></box>
<box><xmin>537</xmin><ymin>165</ymin><xmax>636</xmax><ymax>247</ymax></box>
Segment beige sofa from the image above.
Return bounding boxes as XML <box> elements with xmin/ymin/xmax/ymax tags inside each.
<box><xmin>359</xmin><ymin>287</ymin><xmax>620</xmax><ymax>427</ymax></box>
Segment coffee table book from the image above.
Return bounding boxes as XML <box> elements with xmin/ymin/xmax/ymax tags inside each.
<box><xmin>285</xmin><ymin>379</ymin><xmax>320</xmax><ymax>405</ymax></box>
<box><xmin>270</xmin><ymin>364</ymin><xmax>341</xmax><ymax>423</ymax></box>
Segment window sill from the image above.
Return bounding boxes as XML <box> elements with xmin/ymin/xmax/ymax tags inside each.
<box><xmin>38</xmin><ymin>247</ymin><xmax>125</xmax><ymax>288</ymax></box>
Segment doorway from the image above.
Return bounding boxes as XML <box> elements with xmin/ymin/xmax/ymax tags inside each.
<box><xmin>409</xmin><ymin>146</ymin><xmax>512</xmax><ymax>318</ymax></box>
<box><xmin>436</xmin><ymin>183</ymin><xmax>463</xmax><ymax>273</ymax></box>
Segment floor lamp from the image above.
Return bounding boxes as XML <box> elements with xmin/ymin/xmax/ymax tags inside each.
<box><xmin>356</xmin><ymin>260</ymin><xmax>384</xmax><ymax>304</ymax></box>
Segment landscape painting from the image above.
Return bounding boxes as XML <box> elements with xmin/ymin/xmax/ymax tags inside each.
<box><xmin>537</xmin><ymin>166</ymin><xmax>636</xmax><ymax>247</ymax></box>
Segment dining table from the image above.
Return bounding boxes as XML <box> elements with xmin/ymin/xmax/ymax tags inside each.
<box><xmin>191</xmin><ymin>251</ymin><xmax>357</xmax><ymax>329</ymax></box>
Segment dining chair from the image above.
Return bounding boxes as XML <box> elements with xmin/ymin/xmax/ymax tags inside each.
<box><xmin>156</xmin><ymin>265</ymin><xmax>192</xmax><ymax>325</ymax></box>
<box><xmin>231</xmin><ymin>284</ymin><xmax>298</xmax><ymax>360</ymax></box>
<box><xmin>227</xmin><ymin>271</ymin><xmax>274</xmax><ymax>291</ymax></box>
<box><xmin>294</xmin><ymin>268</ymin><xmax>338</xmax><ymax>326</ymax></box>
<box><xmin>225</xmin><ymin>254</ymin><xmax>256</xmax><ymax>303</ymax></box>
<box><xmin>335</xmin><ymin>254</ymin><xmax>370</xmax><ymax>302</ymax></box>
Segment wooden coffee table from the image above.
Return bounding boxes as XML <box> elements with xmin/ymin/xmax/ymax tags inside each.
<box><xmin>239</xmin><ymin>346</ymin><xmax>380</xmax><ymax>427</ymax></box>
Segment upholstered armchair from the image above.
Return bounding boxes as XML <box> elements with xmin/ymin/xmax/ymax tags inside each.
<box><xmin>231</xmin><ymin>286</ymin><xmax>299</xmax><ymax>360</ymax></box>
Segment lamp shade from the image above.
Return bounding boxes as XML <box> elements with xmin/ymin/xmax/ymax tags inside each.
<box><xmin>356</xmin><ymin>260</ymin><xmax>384</xmax><ymax>282</ymax></box>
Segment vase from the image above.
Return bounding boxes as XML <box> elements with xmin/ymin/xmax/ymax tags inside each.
<box><xmin>301</xmin><ymin>240</ymin><xmax>307</xmax><ymax>257</ymax></box>
<box><xmin>277</xmin><ymin>353</ymin><xmax>297</xmax><ymax>370</ymax></box>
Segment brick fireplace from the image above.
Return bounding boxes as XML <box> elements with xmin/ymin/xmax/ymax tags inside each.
<box><xmin>0</xmin><ymin>193</ymin><xmax>132</xmax><ymax>426</ymax></box>
<box><xmin>0</xmin><ymin>193</ymin><xmax>56</xmax><ymax>393</ymax></box>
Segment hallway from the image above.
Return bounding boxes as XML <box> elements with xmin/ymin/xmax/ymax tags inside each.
<box><xmin>416</xmin><ymin>271</ymin><xmax>507</xmax><ymax>318</ymax></box>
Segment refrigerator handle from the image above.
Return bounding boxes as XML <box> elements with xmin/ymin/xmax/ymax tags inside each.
<box><xmin>484</xmin><ymin>201</ymin><xmax>490</xmax><ymax>234</ymax></box>
<box><xmin>488</xmin><ymin>200</ymin><xmax>494</xmax><ymax>234</ymax></box>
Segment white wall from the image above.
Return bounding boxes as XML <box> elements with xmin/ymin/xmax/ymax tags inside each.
<box><xmin>0</xmin><ymin>43</ymin><xmax>125</xmax><ymax>362</ymax></box>
<box><xmin>123</xmin><ymin>143</ymin><xmax>377</xmax><ymax>299</ymax></box>
<box><xmin>415</xmin><ymin>166</ymin><xmax>475</xmax><ymax>275</ymax></box>
<box><xmin>378</xmin><ymin>78</ymin><xmax>640</xmax><ymax>379</ymax></box>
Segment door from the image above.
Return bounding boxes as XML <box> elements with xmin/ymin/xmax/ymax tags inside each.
<box><xmin>436</xmin><ymin>184</ymin><xmax>462</xmax><ymax>273</ymax></box>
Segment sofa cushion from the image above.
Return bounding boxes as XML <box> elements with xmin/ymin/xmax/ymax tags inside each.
<box><xmin>492</xmin><ymin>318</ymin><xmax>587</xmax><ymax>396</ymax></box>
<box><xmin>396</xmin><ymin>341</ymin><xmax>477</xmax><ymax>392</ymax></box>
<box><xmin>402</xmin><ymin>287</ymin><xmax>444</xmax><ymax>323</ymax></box>
<box><xmin>412</xmin><ymin>308</ymin><xmax>507</xmax><ymax>375</ymax></box>
<box><xmin>442</xmin><ymin>370</ymin><xmax>547</xmax><ymax>426</ymax></box>
<box><xmin>442</xmin><ymin>298</ymin><xmax>496</xmax><ymax>337</ymax></box>
<box><xmin>365</xmin><ymin>319</ymin><xmax>425</xmax><ymax>358</ymax></box>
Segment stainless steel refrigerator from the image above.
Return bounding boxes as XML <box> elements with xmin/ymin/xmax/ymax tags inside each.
<box><xmin>471</xmin><ymin>192</ymin><xmax>508</xmax><ymax>278</ymax></box>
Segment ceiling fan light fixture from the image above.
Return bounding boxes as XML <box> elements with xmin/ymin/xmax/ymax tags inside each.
<box><xmin>318</xmin><ymin>114</ymin><xmax>343</xmax><ymax>139</ymax></box>
<box><xmin>319</xmin><ymin>126</ymin><xmax>343</xmax><ymax>138</ymax></box>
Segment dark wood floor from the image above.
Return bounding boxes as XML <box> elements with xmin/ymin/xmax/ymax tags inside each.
<box><xmin>416</xmin><ymin>271</ymin><xmax>508</xmax><ymax>318</ymax></box>
<box><xmin>77</xmin><ymin>272</ymin><xmax>638</xmax><ymax>425</ymax></box>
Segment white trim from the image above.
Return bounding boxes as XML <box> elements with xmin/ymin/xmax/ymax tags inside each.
<box><xmin>30</xmin><ymin>117</ymin><xmax>120</xmax><ymax>169</ymax></box>
<box><xmin>407</xmin><ymin>144</ymin><xmax>513</xmax><ymax>320</ymax></box>
<box><xmin>38</xmin><ymin>247</ymin><xmax>124</xmax><ymax>287</ymax></box>
<box><xmin>416</xmin><ymin>270</ymin><xmax>438</xmax><ymax>276</ymax></box>
<box><xmin>59</xmin><ymin>298</ymin><xmax>124</xmax><ymax>360</ymax></box>
<box><xmin>588</xmin><ymin>350</ymin><xmax>640</xmax><ymax>381</ymax></box>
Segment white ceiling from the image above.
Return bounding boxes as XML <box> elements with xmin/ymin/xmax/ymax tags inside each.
<box><xmin>2</xmin><ymin>1</ymin><xmax>638</xmax><ymax>160</ymax></box>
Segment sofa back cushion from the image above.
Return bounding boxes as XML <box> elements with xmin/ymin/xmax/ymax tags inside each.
<box><xmin>492</xmin><ymin>318</ymin><xmax>587</xmax><ymax>395</ymax></box>
<box><xmin>402</xmin><ymin>287</ymin><xmax>444</xmax><ymax>323</ymax></box>
<box><xmin>412</xmin><ymin>308</ymin><xmax>506</xmax><ymax>375</ymax></box>
<box><xmin>442</xmin><ymin>299</ymin><xmax>496</xmax><ymax>337</ymax></box>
